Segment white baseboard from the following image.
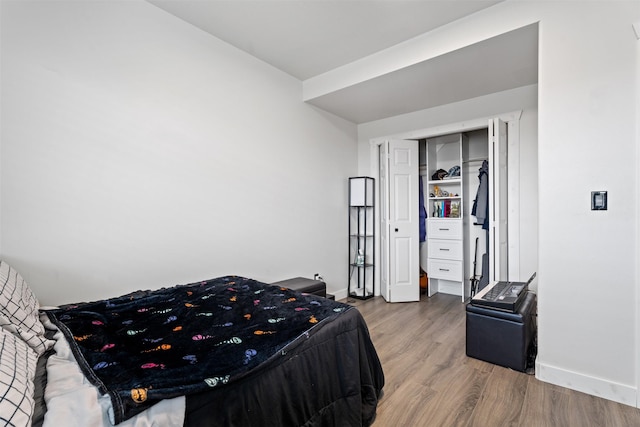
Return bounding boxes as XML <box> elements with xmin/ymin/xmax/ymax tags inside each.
<box><xmin>536</xmin><ymin>360</ymin><xmax>638</xmax><ymax>408</ymax></box>
<box><xmin>331</xmin><ymin>288</ymin><xmax>348</xmax><ymax>301</ymax></box>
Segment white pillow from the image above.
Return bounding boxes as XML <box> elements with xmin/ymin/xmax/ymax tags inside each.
<box><xmin>0</xmin><ymin>261</ymin><xmax>53</xmax><ymax>356</ymax></box>
<box><xmin>0</xmin><ymin>326</ymin><xmax>38</xmax><ymax>426</ymax></box>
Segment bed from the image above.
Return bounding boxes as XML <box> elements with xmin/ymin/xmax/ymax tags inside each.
<box><xmin>0</xmin><ymin>261</ymin><xmax>384</xmax><ymax>426</ymax></box>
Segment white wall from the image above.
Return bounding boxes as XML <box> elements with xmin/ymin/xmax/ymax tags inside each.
<box><xmin>0</xmin><ymin>0</ymin><xmax>358</xmax><ymax>305</ymax></box>
<box><xmin>357</xmin><ymin>0</ymin><xmax>640</xmax><ymax>408</ymax></box>
<box><xmin>535</xmin><ymin>1</ymin><xmax>639</xmax><ymax>406</ymax></box>
<box><xmin>636</xmin><ymin>19</ymin><xmax>640</xmax><ymax>407</ymax></box>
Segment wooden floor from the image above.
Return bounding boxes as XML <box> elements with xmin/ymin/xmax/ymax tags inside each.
<box><xmin>345</xmin><ymin>293</ymin><xmax>640</xmax><ymax>427</ymax></box>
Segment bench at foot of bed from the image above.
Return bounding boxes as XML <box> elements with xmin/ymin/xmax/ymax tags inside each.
<box><xmin>272</xmin><ymin>277</ymin><xmax>335</xmax><ymax>300</ymax></box>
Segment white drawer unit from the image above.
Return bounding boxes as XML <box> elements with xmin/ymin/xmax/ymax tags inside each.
<box><xmin>427</xmin><ymin>226</ymin><xmax>466</xmax><ymax>300</ymax></box>
<box><xmin>428</xmin><ymin>219</ymin><xmax>462</xmax><ymax>240</ymax></box>
<box><xmin>429</xmin><ymin>239</ymin><xmax>463</xmax><ymax>261</ymax></box>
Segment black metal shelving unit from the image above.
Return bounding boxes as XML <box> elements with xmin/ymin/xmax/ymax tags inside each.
<box><xmin>348</xmin><ymin>177</ymin><xmax>375</xmax><ymax>300</ymax></box>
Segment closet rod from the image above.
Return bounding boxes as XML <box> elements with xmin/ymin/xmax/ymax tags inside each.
<box><xmin>463</xmin><ymin>157</ymin><xmax>487</xmax><ymax>164</ymax></box>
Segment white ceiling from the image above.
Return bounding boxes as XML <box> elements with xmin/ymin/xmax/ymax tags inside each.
<box><xmin>147</xmin><ymin>0</ymin><xmax>538</xmax><ymax>123</ymax></box>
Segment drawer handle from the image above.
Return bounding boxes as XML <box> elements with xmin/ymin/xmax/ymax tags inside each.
<box><xmin>439</xmin><ymin>248</ymin><xmax>450</xmax><ymax>251</ymax></box>
<box><xmin>439</xmin><ymin>268</ymin><xmax>450</xmax><ymax>272</ymax></box>
<box><xmin>438</xmin><ymin>228</ymin><xmax>450</xmax><ymax>231</ymax></box>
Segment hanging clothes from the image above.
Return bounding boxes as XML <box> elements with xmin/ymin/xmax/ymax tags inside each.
<box><xmin>471</xmin><ymin>160</ymin><xmax>489</xmax><ymax>230</ymax></box>
<box><xmin>419</xmin><ymin>175</ymin><xmax>427</xmax><ymax>242</ymax></box>
<box><xmin>471</xmin><ymin>160</ymin><xmax>490</xmax><ymax>289</ymax></box>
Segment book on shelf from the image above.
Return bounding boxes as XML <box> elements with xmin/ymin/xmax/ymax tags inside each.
<box><xmin>450</xmin><ymin>201</ymin><xmax>460</xmax><ymax>218</ymax></box>
<box><xmin>432</xmin><ymin>200</ymin><xmax>461</xmax><ymax>218</ymax></box>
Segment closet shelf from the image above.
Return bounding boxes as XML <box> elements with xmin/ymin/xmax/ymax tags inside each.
<box><xmin>428</xmin><ymin>178</ymin><xmax>461</xmax><ymax>185</ymax></box>
<box><xmin>428</xmin><ymin>196</ymin><xmax>461</xmax><ymax>200</ymax></box>
<box><xmin>427</xmin><ymin>216</ymin><xmax>461</xmax><ymax>220</ymax></box>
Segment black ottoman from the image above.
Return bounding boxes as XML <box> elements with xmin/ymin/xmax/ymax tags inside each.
<box><xmin>466</xmin><ymin>292</ymin><xmax>537</xmax><ymax>372</ymax></box>
<box><xmin>272</xmin><ymin>277</ymin><xmax>334</xmax><ymax>299</ymax></box>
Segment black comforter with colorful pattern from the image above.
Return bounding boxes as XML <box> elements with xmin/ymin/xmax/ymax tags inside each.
<box><xmin>45</xmin><ymin>276</ymin><xmax>383</xmax><ymax>425</ymax></box>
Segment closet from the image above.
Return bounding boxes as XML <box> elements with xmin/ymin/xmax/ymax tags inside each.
<box><xmin>419</xmin><ymin>129</ymin><xmax>490</xmax><ymax>301</ymax></box>
<box><xmin>376</xmin><ymin>115</ymin><xmax>514</xmax><ymax>304</ymax></box>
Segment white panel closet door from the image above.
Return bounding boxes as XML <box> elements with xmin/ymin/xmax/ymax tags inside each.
<box><xmin>385</xmin><ymin>139</ymin><xmax>419</xmax><ymax>302</ymax></box>
<box><xmin>378</xmin><ymin>143</ymin><xmax>390</xmax><ymax>301</ymax></box>
<box><xmin>488</xmin><ymin>118</ymin><xmax>509</xmax><ymax>282</ymax></box>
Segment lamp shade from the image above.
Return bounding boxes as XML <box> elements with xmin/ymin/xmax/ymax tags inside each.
<box><xmin>349</xmin><ymin>177</ymin><xmax>374</xmax><ymax>207</ymax></box>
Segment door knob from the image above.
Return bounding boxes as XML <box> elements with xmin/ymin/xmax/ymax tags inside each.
<box><xmin>395</xmin><ymin>228</ymin><xmax>399</xmax><ymax>232</ymax></box>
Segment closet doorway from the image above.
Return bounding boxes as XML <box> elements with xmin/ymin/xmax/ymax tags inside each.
<box><xmin>371</xmin><ymin>111</ymin><xmax>522</xmax><ymax>303</ymax></box>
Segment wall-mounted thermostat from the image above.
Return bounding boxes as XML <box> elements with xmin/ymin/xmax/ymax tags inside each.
<box><xmin>591</xmin><ymin>191</ymin><xmax>607</xmax><ymax>210</ymax></box>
